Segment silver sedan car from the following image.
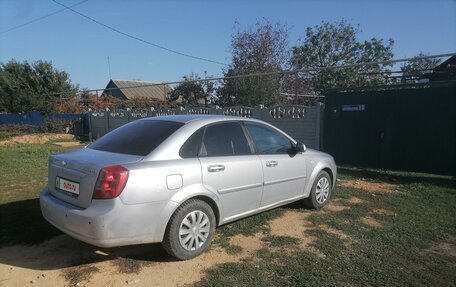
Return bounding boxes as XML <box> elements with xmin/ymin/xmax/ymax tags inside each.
<box><xmin>40</xmin><ymin>115</ymin><xmax>336</xmax><ymax>260</ymax></box>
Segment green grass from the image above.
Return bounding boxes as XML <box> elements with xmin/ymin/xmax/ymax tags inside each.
<box><xmin>0</xmin><ymin>143</ymin><xmax>81</xmax><ymax>246</ymax></box>
<box><xmin>197</xmin><ymin>169</ymin><xmax>456</xmax><ymax>287</ymax></box>
<box><xmin>216</xmin><ymin>208</ymin><xmax>284</xmax><ymax>238</ymax></box>
<box><xmin>212</xmin><ymin>208</ymin><xmax>284</xmax><ymax>255</ymax></box>
<box><xmin>1</xmin><ymin>144</ymin><xmax>455</xmax><ymax>286</ymax></box>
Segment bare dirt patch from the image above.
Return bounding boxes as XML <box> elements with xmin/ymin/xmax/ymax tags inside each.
<box><xmin>361</xmin><ymin>208</ymin><xmax>396</xmax><ymax>228</ymax></box>
<box><xmin>361</xmin><ymin>216</ymin><xmax>384</xmax><ymax>228</ymax></box>
<box><xmin>268</xmin><ymin>210</ymin><xmax>327</xmax><ymax>258</ymax></box>
<box><xmin>0</xmin><ymin>133</ymin><xmax>75</xmax><ymax>146</ymax></box>
<box><xmin>61</xmin><ymin>265</ymin><xmax>99</xmax><ymax>286</ymax></box>
<box><xmin>269</xmin><ymin>211</ymin><xmax>313</xmax><ymax>242</ymax></box>
<box><xmin>0</xmin><ymin>231</ymin><xmax>267</xmax><ymax>287</ymax></box>
<box><xmin>347</xmin><ymin>197</ymin><xmax>364</xmax><ymax>204</ymax></box>
<box><xmin>0</xmin><ymin>209</ymin><xmax>357</xmax><ymax>286</ymax></box>
<box><xmin>326</xmin><ymin>204</ymin><xmax>351</xmax><ymax>212</ymax></box>
<box><xmin>104</xmin><ymin>245</ymin><xmax>243</xmax><ymax>286</ymax></box>
<box><xmin>423</xmin><ymin>237</ymin><xmax>456</xmax><ymax>259</ymax></box>
<box><xmin>53</xmin><ymin>141</ymin><xmax>82</xmax><ymax>147</ymax></box>
<box><xmin>320</xmin><ymin>225</ymin><xmax>351</xmax><ymax>241</ymax></box>
<box><xmin>230</xmin><ymin>233</ymin><xmax>264</xmax><ymax>257</ymax></box>
<box><xmin>371</xmin><ymin>208</ymin><xmax>396</xmax><ymax>217</ymax></box>
<box><xmin>340</xmin><ymin>179</ymin><xmax>401</xmax><ymax>194</ymax></box>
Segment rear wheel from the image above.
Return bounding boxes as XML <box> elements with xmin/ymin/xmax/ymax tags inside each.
<box><xmin>304</xmin><ymin>170</ymin><xmax>332</xmax><ymax>209</ymax></box>
<box><xmin>163</xmin><ymin>199</ymin><xmax>216</xmax><ymax>260</ymax></box>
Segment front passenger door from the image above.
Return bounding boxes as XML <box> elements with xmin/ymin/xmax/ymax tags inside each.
<box><xmin>244</xmin><ymin>122</ymin><xmax>306</xmax><ymax>207</ymax></box>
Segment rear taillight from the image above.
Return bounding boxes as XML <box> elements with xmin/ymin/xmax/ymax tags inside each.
<box><xmin>93</xmin><ymin>165</ymin><xmax>129</xmax><ymax>199</ymax></box>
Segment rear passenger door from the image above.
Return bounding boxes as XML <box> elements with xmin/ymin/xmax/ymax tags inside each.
<box><xmin>198</xmin><ymin>122</ymin><xmax>263</xmax><ymax>219</ymax></box>
<box><xmin>244</xmin><ymin>122</ymin><xmax>306</xmax><ymax>207</ymax></box>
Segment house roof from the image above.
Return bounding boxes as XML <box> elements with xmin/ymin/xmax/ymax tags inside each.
<box><xmin>430</xmin><ymin>56</ymin><xmax>456</xmax><ymax>81</ymax></box>
<box><xmin>433</xmin><ymin>55</ymin><xmax>456</xmax><ymax>72</ymax></box>
<box><xmin>108</xmin><ymin>79</ymin><xmax>170</xmax><ymax>100</ymax></box>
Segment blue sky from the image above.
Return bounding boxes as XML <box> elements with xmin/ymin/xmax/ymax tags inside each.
<box><xmin>1</xmin><ymin>0</ymin><xmax>455</xmax><ymax>90</ymax></box>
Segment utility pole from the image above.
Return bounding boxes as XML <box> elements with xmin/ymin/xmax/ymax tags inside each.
<box><xmin>204</xmin><ymin>71</ymin><xmax>208</xmax><ymax>107</ymax></box>
<box><xmin>294</xmin><ymin>57</ymin><xmax>299</xmax><ymax>105</ymax></box>
<box><xmin>107</xmin><ymin>56</ymin><xmax>112</xmax><ymax>79</ymax></box>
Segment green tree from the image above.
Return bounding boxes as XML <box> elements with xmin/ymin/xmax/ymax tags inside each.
<box><xmin>218</xmin><ymin>19</ymin><xmax>289</xmax><ymax>106</ymax></box>
<box><xmin>290</xmin><ymin>20</ymin><xmax>394</xmax><ymax>94</ymax></box>
<box><xmin>400</xmin><ymin>53</ymin><xmax>441</xmax><ymax>82</ymax></box>
<box><xmin>169</xmin><ymin>73</ymin><xmax>215</xmax><ymax>107</ymax></box>
<box><xmin>0</xmin><ymin>60</ymin><xmax>78</xmax><ymax>113</ymax></box>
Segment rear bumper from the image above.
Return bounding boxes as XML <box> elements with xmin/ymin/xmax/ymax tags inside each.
<box><xmin>40</xmin><ymin>188</ymin><xmax>175</xmax><ymax>247</ymax></box>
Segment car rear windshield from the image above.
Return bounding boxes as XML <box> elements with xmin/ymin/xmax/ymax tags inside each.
<box><xmin>89</xmin><ymin>120</ymin><xmax>184</xmax><ymax>156</ymax></box>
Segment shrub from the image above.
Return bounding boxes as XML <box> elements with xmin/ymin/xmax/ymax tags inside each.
<box><xmin>0</xmin><ymin>124</ymin><xmax>40</xmax><ymax>141</ymax></box>
<box><xmin>41</xmin><ymin>118</ymin><xmax>77</xmax><ymax>134</ymax></box>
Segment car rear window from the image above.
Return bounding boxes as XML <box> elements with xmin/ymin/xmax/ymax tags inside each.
<box><xmin>89</xmin><ymin>120</ymin><xmax>184</xmax><ymax>156</ymax></box>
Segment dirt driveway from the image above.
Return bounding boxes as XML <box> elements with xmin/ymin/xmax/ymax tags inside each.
<box><xmin>0</xmin><ymin>180</ymin><xmax>390</xmax><ymax>287</ymax></box>
<box><xmin>0</xmin><ymin>199</ymin><xmax>361</xmax><ymax>287</ymax></box>
<box><xmin>0</xmin><ymin>234</ymin><xmax>243</xmax><ymax>287</ymax></box>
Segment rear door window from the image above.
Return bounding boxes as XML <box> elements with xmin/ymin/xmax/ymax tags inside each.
<box><xmin>200</xmin><ymin>122</ymin><xmax>252</xmax><ymax>157</ymax></box>
<box><xmin>89</xmin><ymin>120</ymin><xmax>183</xmax><ymax>156</ymax></box>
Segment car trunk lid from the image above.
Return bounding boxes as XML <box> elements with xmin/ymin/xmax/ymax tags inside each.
<box><xmin>48</xmin><ymin>148</ymin><xmax>142</xmax><ymax>208</ymax></box>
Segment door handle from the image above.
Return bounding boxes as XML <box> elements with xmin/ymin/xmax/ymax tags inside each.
<box><xmin>208</xmin><ymin>165</ymin><xmax>225</xmax><ymax>172</ymax></box>
<box><xmin>265</xmin><ymin>161</ymin><xmax>278</xmax><ymax>167</ymax></box>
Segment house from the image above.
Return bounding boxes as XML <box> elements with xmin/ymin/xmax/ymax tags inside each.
<box><xmin>101</xmin><ymin>79</ymin><xmax>170</xmax><ymax>101</ymax></box>
<box><xmin>429</xmin><ymin>55</ymin><xmax>456</xmax><ymax>81</ymax></box>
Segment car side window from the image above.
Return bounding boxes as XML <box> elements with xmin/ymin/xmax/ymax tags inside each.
<box><xmin>179</xmin><ymin>128</ymin><xmax>204</xmax><ymax>158</ymax></box>
<box><xmin>200</xmin><ymin>122</ymin><xmax>252</xmax><ymax>157</ymax></box>
<box><xmin>245</xmin><ymin>123</ymin><xmax>294</xmax><ymax>154</ymax></box>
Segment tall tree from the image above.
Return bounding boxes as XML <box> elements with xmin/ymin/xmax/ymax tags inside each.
<box><xmin>290</xmin><ymin>20</ymin><xmax>394</xmax><ymax>94</ymax></box>
<box><xmin>218</xmin><ymin>19</ymin><xmax>289</xmax><ymax>106</ymax></box>
<box><xmin>169</xmin><ymin>73</ymin><xmax>215</xmax><ymax>107</ymax></box>
<box><xmin>400</xmin><ymin>53</ymin><xmax>441</xmax><ymax>82</ymax></box>
<box><xmin>0</xmin><ymin>60</ymin><xmax>79</xmax><ymax>113</ymax></box>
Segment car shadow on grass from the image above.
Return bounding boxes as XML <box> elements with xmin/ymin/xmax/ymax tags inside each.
<box><xmin>0</xmin><ymin>198</ymin><xmax>175</xmax><ymax>270</ymax></box>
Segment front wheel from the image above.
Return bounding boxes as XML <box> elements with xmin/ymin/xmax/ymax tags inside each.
<box><xmin>304</xmin><ymin>170</ymin><xmax>332</xmax><ymax>209</ymax></box>
<box><xmin>162</xmin><ymin>199</ymin><xmax>216</xmax><ymax>260</ymax></box>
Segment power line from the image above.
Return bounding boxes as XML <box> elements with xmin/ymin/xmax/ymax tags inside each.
<box><xmin>39</xmin><ymin>52</ymin><xmax>456</xmax><ymax>97</ymax></box>
<box><xmin>0</xmin><ymin>0</ymin><xmax>88</xmax><ymax>35</ymax></box>
<box><xmin>51</xmin><ymin>0</ymin><xmax>229</xmax><ymax>66</ymax></box>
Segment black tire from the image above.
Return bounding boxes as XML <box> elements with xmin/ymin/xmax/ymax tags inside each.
<box><xmin>162</xmin><ymin>199</ymin><xmax>216</xmax><ymax>260</ymax></box>
<box><xmin>304</xmin><ymin>170</ymin><xmax>332</xmax><ymax>209</ymax></box>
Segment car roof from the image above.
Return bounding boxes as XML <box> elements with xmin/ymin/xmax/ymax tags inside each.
<box><xmin>142</xmin><ymin>114</ymin><xmax>259</xmax><ymax>124</ymax></box>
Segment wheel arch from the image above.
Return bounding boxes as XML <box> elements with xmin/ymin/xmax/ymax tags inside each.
<box><xmin>191</xmin><ymin>195</ymin><xmax>221</xmax><ymax>226</ymax></box>
<box><xmin>321</xmin><ymin>167</ymin><xmax>334</xmax><ymax>187</ymax></box>
<box><xmin>303</xmin><ymin>162</ymin><xmax>336</xmax><ymax>198</ymax></box>
<box><xmin>158</xmin><ymin>186</ymin><xmax>223</xmax><ymax>242</ymax></box>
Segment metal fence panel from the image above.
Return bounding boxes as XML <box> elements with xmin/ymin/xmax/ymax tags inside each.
<box><xmin>323</xmin><ymin>81</ymin><xmax>456</xmax><ymax>175</ymax></box>
<box><xmin>89</xmin><ymin>105</ymin><xmax>323</xmax><ymax>150</ymax></box>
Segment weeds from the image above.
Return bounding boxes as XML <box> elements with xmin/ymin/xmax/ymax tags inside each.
<box><xmin>261</xmin><ymin>235</ymin><xmax>299</xmax><ymax>247</ymax></box>
<box><xmin>62</xmin><ymin>265</ymin><xmax>99</xmax><ymax>286</ymax></box>
<box><xmin>114</xmin><ymin>257</ymin><xmax>146</xmax><ymax>274</ymax></box>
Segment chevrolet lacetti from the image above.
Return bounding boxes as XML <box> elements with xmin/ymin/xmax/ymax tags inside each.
<box><xmin>40</xmin><ymin>115</ymin><xmax>337</xmax><ymax>260</ymax></box>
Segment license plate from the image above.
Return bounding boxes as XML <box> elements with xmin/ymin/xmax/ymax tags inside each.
<box><xmin>56</xmin><ymin>177</ymin><xmax>80</xmax><ymax>195</ymax></box>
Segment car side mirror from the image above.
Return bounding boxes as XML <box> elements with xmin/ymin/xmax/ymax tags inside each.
<box><xmin>295</xmin><ymin>142</ymin><xmax>306</xmax><ymax>153</ymax></box>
